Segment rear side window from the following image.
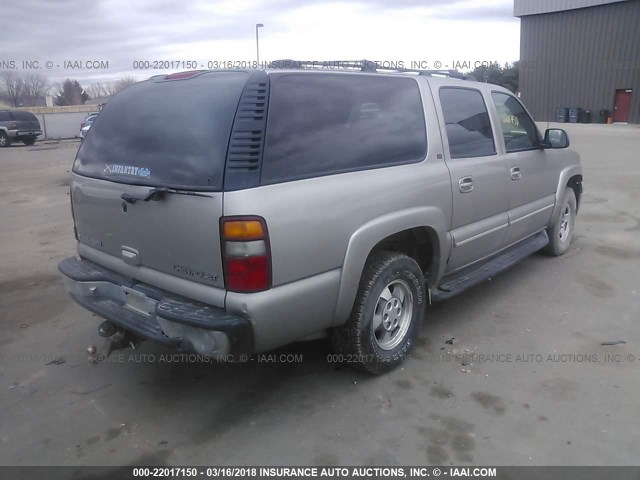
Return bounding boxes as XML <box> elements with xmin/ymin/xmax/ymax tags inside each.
<box><xmin>73</xmin><ymin>72</ymin><xmax>249</xmax><ymax>191</ymax></box>
<box><xmin>261</xmin><ymin>74</ymin><xmax>427</xmax><ymax>184</ymax></box>
<box><xmin>11</xmin><ymin>111</ymin><xmax>38</xmax><ymax>122</ymax></box>
<box><xmin>439</xmin><ymin>88</ymin><xmax>496</xmax><ymax>159</ymax></box>
<box><xmin>0</xmin><ymin>111</ymin><xmax>12</xmax><ymax>122</ymax></box>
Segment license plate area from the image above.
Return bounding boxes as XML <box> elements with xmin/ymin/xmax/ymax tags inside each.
<box><xmin>122</xmin><ymin>286</ymin><xmax>156</xmax><ymax>317</ymax></box>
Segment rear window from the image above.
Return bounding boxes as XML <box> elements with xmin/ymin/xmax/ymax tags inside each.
<box><xmin>261</xmin><ymin>73</ymin><xmax>427</xmax><ymax>184</ymax></box>
<box><xmin>73</xmin><ymin>71</ymin><xmax>249</xmax><ymax>190</ymax></box>
<box><xmin>11</xmin><ymin>111</ymin><xmax>38</xmax><ymax>122</ymax></box>
<box><xmin>0</xmin><ymin>111</ymin><xmax>11</xmax><ymax>122</ymax></box>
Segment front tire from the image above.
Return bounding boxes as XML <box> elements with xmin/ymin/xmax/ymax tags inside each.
<box><xmin>0</xmin><ymin>131</ymin><xmax>10</xmax><ymax>148</ymax></box>
<box><xmin>545</xmin><ymin>188</ymin><xmax>577</xmax><ymax>256</ymax></box>
<box><xmin>332</xmin><ymin>251</ymin><xmax>425</xmax><ymax>374</ymax></box>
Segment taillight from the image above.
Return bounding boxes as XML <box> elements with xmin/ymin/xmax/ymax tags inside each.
<box><xmin>11</xmin><ymin>122</ymin><xmax>17</xmax><ymax>129</ymax></box>
<box><xmin>69</xmin><ymin>187</ymin><xmax>78</xmax><ymax>240</ymax></box>
<box><xmin>221</xmin><ymin>216</ymin><xmax>271</xmax><ymax>293</ymax></box>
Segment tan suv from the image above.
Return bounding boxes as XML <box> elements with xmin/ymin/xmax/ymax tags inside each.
<box><xmin>59</xmin><ymin>62</ymin><xmax>582</xmax><ymax>374</ymax></box>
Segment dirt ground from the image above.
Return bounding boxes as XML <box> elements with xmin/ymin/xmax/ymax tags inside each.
<box><xmin>1</xmin><ymin>123</ymin><xmax>639</xmax><ymax>466</ymax></box>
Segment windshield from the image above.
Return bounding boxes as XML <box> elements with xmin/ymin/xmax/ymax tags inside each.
<box><xmin>73</xmin><ymin>71</ymin><xmax>249</xmax><ymax>191</ymax></box>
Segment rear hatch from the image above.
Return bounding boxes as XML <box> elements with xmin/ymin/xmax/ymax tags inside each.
<box><xmin>11</xmin><ymin>111</ymin><xmax>40</xmax><ymax>132</ymax></box>
<box><xmin>71</xmin><ymin>71</ymin><xmax>251</xmax><ymax>292</ymax></box>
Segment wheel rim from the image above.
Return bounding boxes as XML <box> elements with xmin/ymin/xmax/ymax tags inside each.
<box><xmin>0</xmin><ymin>135</ymin><xmax>6</xmax><ymax>147</ymax></box>
<box><xmin>373</xmin><ymin>279</ymin><xmax>413</xmax><ymax>351</ymax></box>
<box><xmin>558</xmin><ymin>203</ymin><xmax>572</xmax><ymax>243</ymax></box>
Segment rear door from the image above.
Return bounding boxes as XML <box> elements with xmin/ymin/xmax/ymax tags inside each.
<box><xmin>71</xmin><ymin>71</ymin><xmax>250</xmax><ymax>294</ymax></box>
<box><xmin>437</xmin><ymin>86</ymin><xmax>511</xmax><ymax>272</ymax></box>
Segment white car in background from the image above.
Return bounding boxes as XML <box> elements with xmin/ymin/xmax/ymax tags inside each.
<box><xmin>80</xmin><ymin>123</ymin><xmax>91</xmax><ymax>140</ymax></box>
<box><xmin>80</xmin><ymin>112</ymin><xmax>98</xmax><ymax>140</ymax></box>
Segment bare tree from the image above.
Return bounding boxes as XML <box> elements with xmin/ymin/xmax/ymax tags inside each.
<box><xmin>0</xmin><ymin>71</ymin><xmax>26</xmax><ymax>107</ymax></box>
<box><xmin>87</xmin><ymin>76</ymin><xmax>138</xmax><ymax>102</ymax></box>
<box><xmin>108</xmin><ymin>76</ymin><xmax>138</xmax><ymax>96</ymax></box>
<box><xmin>87</xmin><ymin>82</ymin><xmax>108</xmax><ymax>100</ymax></box>
<box><xmin>22</xmin><ymin>73</ymin><xmax>49</xmax><ymax>106</ymax></box>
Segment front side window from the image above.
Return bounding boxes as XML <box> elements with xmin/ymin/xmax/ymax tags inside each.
<box><xmin>491</xmin><ymin>92</ymin><xmax>540</xmax><ymax>152</ymax></box>
<box><xmin>439</xmin><ymin>87</ymin><xmax>496</xmax><ymax>159</ymax></box>
<box><xmin>262</xmin><ymin>73</ymin><xmax>427</xmax><ymax>184</ymax></box>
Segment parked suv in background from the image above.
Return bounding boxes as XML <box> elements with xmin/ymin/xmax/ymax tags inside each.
<box><xmin>59</xmin><ymin>63</ymin><xmax>583</xmax><ymax>374</ymax></box>
<box><xmin>0</xmin><ymin>109</ymin><xmax>42</xmax><ymax>147</ymax></box>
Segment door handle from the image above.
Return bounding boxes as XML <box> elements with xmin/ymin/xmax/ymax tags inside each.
<box><xmin>458</xmin><ymin>176</ymin><xmax>474</xmax><ymax>193</ymax></box>
<box><xmin>510</xmin><ymin>167</ymin><xmax>522</xmax><ymax>181</ymax></box>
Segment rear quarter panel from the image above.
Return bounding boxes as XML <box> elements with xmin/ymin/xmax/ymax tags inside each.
<box><xmin>223</xmin><ymin>77</ymin><xmax>452</xmax><ymax>345</ymax></box>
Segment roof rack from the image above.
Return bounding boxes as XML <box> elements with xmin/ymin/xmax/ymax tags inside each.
<box><xmin>267</xmin><ymin>59</ymin><xmax>467</xmax><ymax>79</ymax></box>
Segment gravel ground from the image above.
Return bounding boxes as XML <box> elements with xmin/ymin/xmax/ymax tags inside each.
<box><xmin>0</xmin><ymin>124</ymin><xmax>639</xmax><ymax>466</ymax></box>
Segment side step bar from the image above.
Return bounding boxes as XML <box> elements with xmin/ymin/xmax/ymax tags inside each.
<box><xmin>430</xmin><ymin>230</ymin><xmax>549</xmax><ymax>302</ymax></box>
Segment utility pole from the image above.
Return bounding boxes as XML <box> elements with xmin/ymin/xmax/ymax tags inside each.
<box><xmin>256</xmin><ymin>24</ymin><xmax>264</xmax><ymax>66</ymax></box>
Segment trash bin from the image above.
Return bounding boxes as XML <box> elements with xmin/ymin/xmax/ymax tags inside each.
<box><xmin>599</xmin><ymin>109</ymin><xmax>610</xmax><ymax>124</ymax></box>
<box><xmin>569</xmin><ymin>107</ymin><xmax>583</xmax><ymax>123</ymax></box>
<box><xmin>582</xmin><ymin>109</ymin><xmax>592</xmax><ymax>124</ymax></box>
<box><xmin>556</xmin><ymin>108</ymin><xmax>569</xmax><ymax>123</ymax></box>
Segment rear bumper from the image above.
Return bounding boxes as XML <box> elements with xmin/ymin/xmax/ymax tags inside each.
<box><xmin>58</xmin><ymin>257</ymin><xmax>253</xmax><ymax>358</ymax></box>
<box><xmin>10</xmin><ymin>129</ymin><xmax>42</xmax><ymax>138</ymax></box>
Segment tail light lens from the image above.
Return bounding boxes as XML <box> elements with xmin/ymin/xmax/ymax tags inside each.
<box><xmin>69</xmin><ymin>187</ymin><xmax>78</xmax><ymax>240</ymax></box>
<box><xmin>221</xmin><ymin>217</ymin><xmax>271</xmax><ymax>293</ymax></box>
<box><xmin>11</xmin><ymin>122</ymin><xmax>17</xmax><ymax>129</ymax></box>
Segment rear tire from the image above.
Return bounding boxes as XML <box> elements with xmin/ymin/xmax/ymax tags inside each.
<box><xmin>332</xmin><ymin>251</ymin><xmax>425</xmax><ymax>375</ymax></box>
<box><xmin>22</xmin><ymin>137</ymin><xmax>36</xmax><ymax>146</ymax></box>
<box><xmin>545</xmin><ymin>188</ymin><xmax>577</xmax><ymax>256</ymax></box>
<box><xmin>0</xmin><ymin>131</ymin><xmax>10</xmax><ymax>148</ymax></box>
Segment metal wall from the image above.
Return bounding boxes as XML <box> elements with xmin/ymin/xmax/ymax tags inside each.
<box><xmin>514</xmin><ymin>0</ymin><xmax>626</xmax><ymax>17</ymax></box>
<box><xmin>519</xmin><ymin>0</ymin><xmax>640</xmax><ymax>123</ymax></box>
<box><xmin>35</xmin><ymin>112</ymin><xmax>88</xmax><ymax>140</ymax></box>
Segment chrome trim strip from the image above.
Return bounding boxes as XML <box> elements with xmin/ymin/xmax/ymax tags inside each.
<box><xmin>510</xmin><ymin>204</ymin><xmax>555</xmax><ymax>225</ymax></box>
<box><xmin>455</xmin><ymin>223</ymin><xmax>509</xmax><ymax>247</ymax></box>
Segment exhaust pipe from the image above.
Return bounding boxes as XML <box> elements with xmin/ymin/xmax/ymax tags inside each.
<box><xmin>98</xmin><ymin>321</ymin><xmax>118</xmax><ymax>338</ymax></box>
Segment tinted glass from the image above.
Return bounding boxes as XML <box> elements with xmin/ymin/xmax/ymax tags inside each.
<box><xmin>74</xmin><ymin>72</ymin><xmax>249</xmax><ymax>190</ymax></box>
<box><xmin>0</xmin><ymin>111</ymin><xmax>12</xmax><ymax>122</ymax></box>
<box><xmin>262</xmin><ymin>74</ymin><xmax>427</xmax><ymax>184</ymax></box>
<box><xmin>439</xmin><ymin>88</ymin><xmax>495</xmax><ymax>159</ymax></box>
<box><xmin>11</xmin><ymin>111</ymin><xmax>38</xmax><ymax>122</ymax></box>
<box><xmin>491</xmin><ymin>92</ymin><xmax>540</xmax><ymax>152</ymax></box>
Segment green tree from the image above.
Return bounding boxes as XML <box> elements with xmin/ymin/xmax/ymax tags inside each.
<box><xmin>468</xmin><ymin>61</ymin><xmax>519</xmax><ymax>93</ymax></box>
<box><xmin>55</xmin><ymin>79</ymin><xmax>89</xmax><ymax>106</ymax></box>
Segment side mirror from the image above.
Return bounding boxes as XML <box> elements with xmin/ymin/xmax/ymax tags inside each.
<box><xmin>541</xmin><ymin>128</ymin><xmax>570</xmax><ymax>149</ymax></box>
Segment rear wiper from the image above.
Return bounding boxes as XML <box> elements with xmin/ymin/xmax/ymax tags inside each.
<box><xmin>121</xmin><ymin>187</ymin><xmax>212</xmax><ymax>204</ymax></box>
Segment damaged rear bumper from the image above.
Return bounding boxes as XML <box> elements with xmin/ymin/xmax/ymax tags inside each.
<box><xmin>58</xmin><ymin>257</ymin><xmax>253</xmax><ymax>358</ymax></box>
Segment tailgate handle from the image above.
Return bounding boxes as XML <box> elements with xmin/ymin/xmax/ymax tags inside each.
<box><xmin>121</xmin><ymin>187</ymin><xmax>212</xmax><ymax>204</ymax></box>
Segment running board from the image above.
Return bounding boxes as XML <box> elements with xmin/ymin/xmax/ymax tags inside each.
<box><xmin>430</xmin><ymin>230</ymin><xmax>549</xmax><ymax>302</ymax></box>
